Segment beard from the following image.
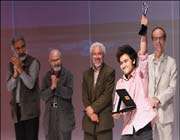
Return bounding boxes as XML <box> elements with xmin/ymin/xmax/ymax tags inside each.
<box><xmin>93</xmin><ymin>62</ymin><xmax>103</xmax><ymax>70</ymax></box>
<box><xmin>19</xmin><ymin>53</ymin><xmax>26</xmax><ymax>61</ymax></box>
<box><xmin>19</xmin><ymin>52</ymin><xmax>26</xmax><ymax>58</ymax></box>
<box><xmin>52</xmin><ymin>65</ymin><xmax>61</xmax><ymax>72</ymax></box>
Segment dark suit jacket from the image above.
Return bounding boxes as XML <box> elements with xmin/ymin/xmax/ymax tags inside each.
<box><xmin>41</xmin><ymin>66</ymin><xmax>75</xmax><ymax>134</ymax></box>
<box><xmin>82</xmin><ymin>63</ymin><xmax>115</xmax><ymax>134</ymax></box>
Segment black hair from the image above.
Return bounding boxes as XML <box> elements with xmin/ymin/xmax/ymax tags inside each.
<box><xmin>11</xmin><ymin>35</ymin><xmax>26</xmax><ymax>47</ymax></box>
<box><xmin>116</xmin><ymin>44</ymin><xmax>138</xmax><ymax>67</ymax></box>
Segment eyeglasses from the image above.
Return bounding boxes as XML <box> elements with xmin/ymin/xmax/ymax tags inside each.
<box><xmin>152</xmin><ymin>36</ymin><xmax>165</xmax><ymax>41</ymax></box>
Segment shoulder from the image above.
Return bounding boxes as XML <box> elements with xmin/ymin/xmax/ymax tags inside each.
<box><xmin>166</xmin><ymin>55</ymin><xmax>176</xmax><ymax>65</ymax></box>
<box><xmin>116</xmin><ymin>78</ymin><xmax>123</xmax><ymax>89</ymax></box>
<box><xmin>27</xmin><ymin>55</ymin><xmax>40</xmax><ymax>66</ymax></box>
<box><xmin>43</xmin><ymin>70</ymin><xmax>51</xmax><ymax>79</ymax></box>
<box><xmin>62</xmin><ymin>66</ymin><xmax>73</xmax><ymax>77</ymax></box>
<box><xmin>103</xmin><ymin>63</ymin><xmax>115</xmax><ymax>74</ymax></box>
<box><xmin>83</xmin><ymin>68</ymin><xmax>91</xmax><ymax>77</ymax></box>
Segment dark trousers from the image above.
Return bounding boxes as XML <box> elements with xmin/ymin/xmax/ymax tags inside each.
<box><xmin>46</xmin><ymin>130</ymin><xmax>72</xmax><ymax>140</ymax></box>
<box><xmin>84</xmin><ymin>129</ymin><xmax>112</xmax><ymax>140</ymax></box>
<box><xmin>121</xmin><ymin>123</ymin><xmax>152</xmax><ymax>140</ymax></box>
<box><xmin>46</xmin><ymin>107</ymin><xmax>72</xmax><ymax>140</ymax></box>
<box><xmin>15</xmin><ymin>104</ymin><xmax>39</xmax><ymax>140</ymax></box>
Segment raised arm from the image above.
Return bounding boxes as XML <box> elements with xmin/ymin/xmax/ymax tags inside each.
<box><xmin>139</xmin><ymin>15</ymin><xmax>148</xmax><ymax>55</ymax></box>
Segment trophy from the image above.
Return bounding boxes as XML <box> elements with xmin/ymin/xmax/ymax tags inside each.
<box><xmin>138</xmin><ymin>2</ymin><xmax>149</xmax><ymax>35</ymax></box>
<box><xmin>112</xmin><ymin>89</ymin><xmax>136</xmax><ymax>114</ymax></box>
<box><xmin>142</xmin><ymin>1</ymin><xmax>148</xmax><ymax>16</ymax></box>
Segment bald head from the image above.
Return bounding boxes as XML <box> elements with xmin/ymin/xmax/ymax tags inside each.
<box><xmin>49</xmin><ymin>49</ymin><xmax>62</xmax><ymax>60</ymax></box>
<box><xmin>49</xmin><ymin>49</ymin><xmax>62</xmax><ymax>71</ymax></box>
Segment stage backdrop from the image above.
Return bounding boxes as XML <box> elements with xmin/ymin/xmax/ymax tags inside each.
<box><xmin>1</xmin><ymin>1</ymin><xmax>179</xmax><ymax>140</ymax></box>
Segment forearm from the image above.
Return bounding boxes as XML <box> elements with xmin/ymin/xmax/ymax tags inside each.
<box><xmin>19</xmin><ymin>60</ymin><xmax>39</xmax><ymax>89</ymax></box>
<box><xmin>55</xmin><ymin>85</ymin><xmax>73</xmax><ymax>99</ymax></box>
<box><xmin>40</xmin><ymin>88</ymin><xmax>54</xmax><ymax>101</ymax></box>
<box><xmin>139</xmin><ymin>15</ymin><xmax>148</xmax><ymax>55</ymax></box>
<box><xmin>139</xmin><ymin>35</ymin><xmax>147</xmax><ymax>55</ymax></box>
<box><xmin>19</xmin><ymin>71</ymin><xmax>36</xmax><ymax>89</ymax></box>
<box><xmin>7</xmin><ymin>77</ymin><xmax>17</xmax><ymax>92</ymax></box>
<box><xmin>157</xmin><ymin>87</ymin><xmax>176</xmax><ymax>107</ymax></box>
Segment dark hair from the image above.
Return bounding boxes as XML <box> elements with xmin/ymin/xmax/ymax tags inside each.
<box><xmin>11</xmin><ymin>35</ymin><xmax>26</xmax><ymax>47</ymax></box>
<box><xmin>116</xmin><ymin>44</ymin><xmax>138</xmax><ymax>67</ymax></box>
<box><xmin>151</xmin><ymin>26</ymin><xmax>167</xmax><ymax>41</ymax></box>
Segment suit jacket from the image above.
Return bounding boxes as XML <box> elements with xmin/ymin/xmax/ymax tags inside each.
<box><xmin>148</xmin><ymin>54</ymin><xmax>177</xmax><ymax>124</ymax></box>
<box><xmin>82</xmin><ymin>63</ymin><xmax>115</xmax><ymax>134</ymax></box>
<box><xmin>41</xmin><ymin>66</ymin><xmax>75</xmax><ymax>134</ymax></box>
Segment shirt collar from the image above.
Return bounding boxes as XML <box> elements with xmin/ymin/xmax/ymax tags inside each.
<box><xmin>152</xmin><ymin>53</ymin><xmax>165</xmax><ymax>62</ymax></box>
<box><xmin>122</xmin><ymin>68</ymin><xmax>136</xmax><ymax>81</ymax></box>
<box><xmin>92</xmin><ymin>63</ymin><xmax>104</xmax><ymax>72</ymax></box>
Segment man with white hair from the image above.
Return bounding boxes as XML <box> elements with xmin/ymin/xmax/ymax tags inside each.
<box><xmin>41</xmin><ymin>49</ymin><xmax>75</xmax><ymax>140</ymax></box>
<box><xmin>82</xmin><ymin>42</ymin><xmax>115</xmax><ymax>140</ymax></box>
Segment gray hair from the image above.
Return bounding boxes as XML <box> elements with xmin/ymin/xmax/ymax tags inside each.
<box><xmin>11</xmin><ymin>35</ymin><xmax>26</xmax><ymax>47</ymax></box>
<box><xmin>89</xmin><ymin>42</ymin><xmax>106</xmax><ymax>55</ymax></box>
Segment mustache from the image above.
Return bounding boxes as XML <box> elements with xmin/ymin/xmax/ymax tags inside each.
<box><xmin>18</xmin><ymin>53</ymin><xmax>26</xmax><ymax>57</ymax></box>
<box><xmin>52</xmin><ymin>64</ymin><xmax>61</xmax><ymax>72</ymax></box>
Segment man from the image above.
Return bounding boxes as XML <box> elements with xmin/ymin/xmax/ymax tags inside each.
<box><xmin>148</xmin><ymin>26</ymin><xmax>177</xmax><ymax>140</ymax></box>
<box><xmin>41</xmin><ymin>49</ymin><xmax>75</xmax><ymax>140</ymax></box>
<box><xmin>82</xmin><ymin>42</ymin><xmax>115</xmax><ymax>140</ymax></box>
<box><xmin>7</xmin><ymin>35</ymin><xmax>40</xmax><ymax>140</ymax></box>
<box><xmin>112</xmin><ymin>15</ymin><xmax>156</xmax><ymax>140</ymax></box>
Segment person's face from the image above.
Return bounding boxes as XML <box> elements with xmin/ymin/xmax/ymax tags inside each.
<box><xmin>49</xmin><ymin>53</ymin><xmax>62</xmax><ymax>72</ymax></box>
<box><xmin>91</xmin><ymin>47</ymin><xmax>104</xmax><ymax>68</ymax></box>
<box><xmin>152</xmin><ymin>29</ymin><xmax>166</xmax><ymax>54</ymax></box>
<box><xmin>119</xmin><ymin>53</ymin><xmax>134</xmax><ymax>76</ymax></box>
<box><xmin>13</xmin><ymin>40</ymin><xmax>26</xmax><ymax>57</ymax></box>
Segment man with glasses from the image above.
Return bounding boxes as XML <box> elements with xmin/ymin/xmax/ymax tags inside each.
<box><xmin>148</xmin><ymin>27</ymin><xmax>177</xmax><ymax>140</ymax></box>
<box><xmin>7</xmin><ymin>35</ymin><xmax>40</xmax><ymax>140</ymax></box>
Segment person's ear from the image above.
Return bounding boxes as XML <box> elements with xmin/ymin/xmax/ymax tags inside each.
<box><xmin>133</xmin><ymin>60</ymin><xmax>135</xmax><ymax>64</ymax></box>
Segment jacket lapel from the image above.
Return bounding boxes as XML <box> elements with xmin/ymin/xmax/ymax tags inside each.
<box><xmin>88</xmin><ymin>68</ymin><xmax>95</xmax><ymax>101</ymax></box>
<box><xmin>93</xmin><ymin>63</ymin><xmax>105</xmax><ymax>90</ymax></box>
<box><xmin>90</xmin><ymin>63</ymin><xmax>105</xmax><ymax>101</ymax></box>
<box><xmin>155</xmin><ymin>55</ymin><xmax>167</xmax><ymax>89</ymax></box>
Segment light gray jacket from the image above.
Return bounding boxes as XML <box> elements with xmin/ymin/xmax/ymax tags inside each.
<box><xmin>148</xmin><ymin>53</ymin><xmax>177</xmax><ymax>124</ymax></box>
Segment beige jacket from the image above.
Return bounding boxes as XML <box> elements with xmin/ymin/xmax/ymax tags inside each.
<box><xmin>148</xmin><ymin>53</ymin><xmax>177</xmax><ymax>124</ymax></box>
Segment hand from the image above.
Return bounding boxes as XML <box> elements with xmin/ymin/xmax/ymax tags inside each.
<box><xmin>11</xmin><ymin>56</ymin><xmax>22</xmax><ymax>67</ymax></box>
<box><xmin>10</xmin><ymin>57</ymin><xmax>23</xmax><ymax>74</ymax></box>
<box><xmin>13</xmin><ymin>66</ymin><xmax>19</xmax><ymax>78</ymax></box>
<box><xmin>50</xmin><ymin>75</ymin><xmax>59</xmax><ymax>90</ymax></box>
<box><xmin>150</xmin><ymin>97</ymin><xmax>160</xmax><ymax>109</ymax></box>
<box><xmin>112</xmin><ymin>112</ymin><xmax>123</xmax><ymax>119</ymax></box>
<box><xmin>85</xmin><ymin>106</ymin><xmax>94</xmax><ymax>117</ymax></box>
<box><xmin>141</xmin><ymin>15</ymin><xmax>148</xmax><ymax>26</ymax></box>
<box><xmin>90</xmin><ymin>113</ymin><xmax>99</xmax><ymax>123</ymax></box>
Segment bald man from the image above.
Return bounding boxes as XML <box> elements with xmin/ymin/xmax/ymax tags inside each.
<box><xmin>40</xmin><ymin>49</ymin><xmax>75</xmax><ymax>140</ymax></box>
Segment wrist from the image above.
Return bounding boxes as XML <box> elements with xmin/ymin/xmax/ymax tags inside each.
<box><xmin>51</xmin><ymin>86</ymin><xmax>55</xmax><ymax>90</ymax></box>
<box><xmin>139</xmin><ymin>24</ymin><xmax>147</xmax><ymax>36</ymax></box>
<box><xmin>12</xmin><ymin>75</ymin><xmax>17</xmax><ymax>79</ymax></box>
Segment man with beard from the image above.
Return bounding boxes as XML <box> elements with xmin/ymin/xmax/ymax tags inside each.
<box><xmin>41</xmin><ymin>49</ymin><xmax>75</xmax><ymax>140</ymax></box>
<box><xmin>7</xmin><ymin>35</ymin><xmax>40</xmax><ymax>140</ymax></box>
<box><xmin>82</xmin><ymin>42</ymin><xmax>115</xmax><ymax>140</ymax></box>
